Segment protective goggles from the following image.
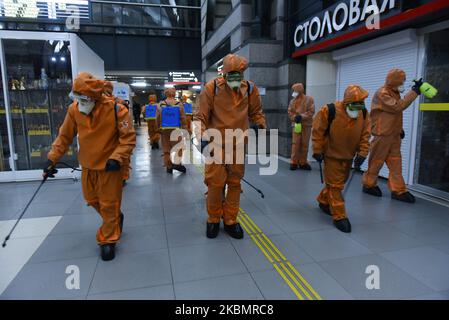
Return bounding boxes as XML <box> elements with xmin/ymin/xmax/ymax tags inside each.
<box><xmin>225</xmin><ymin>71</ymin><xmax>244</xmax><ymax>82</ymax></box>
<box><xmin>69</xmin><ymin>91</ymin><xmax>93</xmax><ymax>104</ymax></box>
<box><xmin>347</xmin><ymin>102</ymin><xmax>366</xmax><ymax>111</ymax></box>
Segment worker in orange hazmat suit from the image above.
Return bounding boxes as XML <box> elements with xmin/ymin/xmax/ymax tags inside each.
<box><xmin>312</xmin><ymin>85</ymin><xmax>370</xmax><ymax>233</ymax></box>
<box><xmin>102</xmin><ymin>80</ymin><xmax>132</xmax><ymax>185</ymax></box>
<box><xmin>44</xmin><ymin>72</ymin><xmax>136</xmax><ymax>261</ymax></box>
<box><xmin>362</xmin><ymin>69</ymin><xmax>422</xmax><ymax>203</ymax></box>
<box><xmin>142</xmin><ymin>94</ymin><xmax>161</xmax><ymax>149</ymax></box>
<box><xmin>182</xmin><ymin>95</ymin><xmax>194</xmax><ymax>137</ymax></box>
<box><xmin>157</xmin><ymin>87</ymin><xmax>187</xmax><ymax>173</ymax></box>
<box><xmin>196</xmin><ymin>54</ymin><xmax>266</xmax><ymax>239</ymax></box>
<box><xmin>288</xmin><ymin>83</ymin><xmax>315</xmax><ymax>171</ymax></box>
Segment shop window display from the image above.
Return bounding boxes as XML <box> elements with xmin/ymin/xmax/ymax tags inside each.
<box><xmin>3</xmin><ymin>39</ymin><xmax>78</xmax><ymax>171</ymax></box>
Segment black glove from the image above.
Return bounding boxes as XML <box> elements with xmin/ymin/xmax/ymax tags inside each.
<box><xmin>43</xmin><ymin>160</ymin><xmax>58</xmax><ymax>178</ymax></box>
<box><xmin>313</xmin><ymin>153</ymin><xmax>323</xmax><ymax>163</ymax></box>
<box><xmin>105</xmin><ymin>159</ymin><xmax>121</xmax><ymax>172</ymax></box>
<box><xmin>200</xmin><ymin>140</ymin><xmax>209</xmax><ymax>153</ymax></box>
<box><xmin>412</xmin><ymin>78</ymin><xmax>423</xmax><ymax>95</ymax></box>
<box><xmin>294</xmin><ymin>115</ymin><xmax>302</xmax><ymax>124</ymax></box>
<box><xmin>353</xmin><ymin>154</ymin><xmax>366</xmax><ymax>169</ymax></box>
<box><xmin>400</xmin><ymin>129</ymin><xmax>405</xmax><ymax>140</ymax></box>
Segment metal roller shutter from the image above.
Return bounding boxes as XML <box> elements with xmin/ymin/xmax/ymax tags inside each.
<box><xmin>335</xmin><ymin>40</ymin><xmax>419</xmax><ymax>181</ymax></box>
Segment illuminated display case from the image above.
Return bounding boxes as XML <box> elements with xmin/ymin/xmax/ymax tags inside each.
<box><xmin>0</xmin><ymin>30</ymin><xmax>104</xmax><ymax>182</ymax></box>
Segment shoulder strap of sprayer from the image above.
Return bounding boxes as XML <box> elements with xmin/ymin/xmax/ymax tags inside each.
<box><xmin>325</xmin><ymin>103</ymin><xmax>367</xmax><ymax>136</ymax></box>
<box><xmin>325</xmin><ymin>103</ymin><xmax>336</xmax><ymax>136</ymax></box>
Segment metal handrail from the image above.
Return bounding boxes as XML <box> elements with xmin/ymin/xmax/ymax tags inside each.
<box><xmin>91</xmin><ymin>0</ymin><xmax>201</xmax><ymax>10</ymax></box>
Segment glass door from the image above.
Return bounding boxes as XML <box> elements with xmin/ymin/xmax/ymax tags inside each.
<box><xmin>414</xmin><ymin>28</ymin><xmax>449</xmax><ymax>198</ymax></box>
<box><xmin>0</xmin><ymin>63</ymin><xmax>12</xmax><ymax>172</ymax></box>
<box><xmin>2</xmin><ymin>38</ymin><xmax>78</xmax><ymax>172</ymax></box>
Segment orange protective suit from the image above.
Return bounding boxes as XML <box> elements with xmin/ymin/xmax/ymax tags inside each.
<box><xmin>196</xmin><ymin>54</ymin><xmax>266</xmax><ymax>225</ymax></box>
<box><xmin>312</xmin><ymin>85</ymin><xmax>370</xmax><ymax>221</ymax></box>
<box><xmin>48</xmin><ymin>72</ymin><xmax>136</xmax><ymax>244</ymax></box>
<box><xmin>288</xmin><ymin>83</ymin><xmax>315</xmax><ymax>166</ymax></box>
<box><xmin>362</xmin><ymin>69</ymin><xmax>418</xmax><ymax>194</ymax></box>
<box><xmin>182</xmin><ymin>95</ymin><xmax>193</xmax><ymax>136</ymax></box>
<box><xmin>143</xmin><ymin>94</ymin><xmax>161</xmax><ymax>145</ymax></box>
<box><xmin>102</xmin><ymin>81</ymin><xmax>132</xmax><ymax>182</ymax></box>
<box><xmin>157</xmin><ymin>88</ymin><xmax>187</xmax><ymax>169</ymax></box>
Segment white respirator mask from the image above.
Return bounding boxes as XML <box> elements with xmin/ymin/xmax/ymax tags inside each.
<box><xmin>292</xmin><ymin>92</ymin><xmax>299</xmax><ymax>98</ymax></box>
<box><xmin>70</xmin><ymin>92</ymin><xmax>95</xmax><ymax>115</ymax></box>
<box><xmin>227</xmin><ymin>81</ymin><xmax>242</xmax><ymax>90</ymax></box>
<box><xmin>346</xmin><ymin>108</ymin><xmax>359</xmax><ymax>119</ymax></box>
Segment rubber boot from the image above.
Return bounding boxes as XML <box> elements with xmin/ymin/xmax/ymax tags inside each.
<box><xmin>333</xmin><ymin>218</ymin><xmax>352</xmax><ymax>233</ymax></box>
<box><xmin>290</xmin><ymin>164</ymin><xmax>298</xmax><ymax>171</ymax></box>
<box><xmin>319</xmin><ymin>203</ymin><xmax>331</xmax><ymax>216</ymax></box>
<box><xmin>100</xmin><ymin>243</ymin><xmax>116</xmax><ymax>261</ymax></box>
<box><xmin>224</xmin><ymin>223</ymin><xmax>244</xmax><ymax>239</ymax></box>
<box><xmin>172</xmin><ymin>164</ymin><xmax>187</xmax><ymax>173</ymax></box>
<box><xmin>299</xmin><ymin>163</ymin><xmax>312</xmax><ymax>171</ymax></box>
<box><xmin>206</xmin><ymin>222</ymin><xmax>220</xmax><ymax>239</ymax></box>
<box><xmin>391</xmin><ymin>191</ymin><xmax>416</xmax><ymax>203</ymax></box>
<box><xmin>363</xmin><ymin>186</ymin><xmax>382</xmax><ymax>197</ymax></box>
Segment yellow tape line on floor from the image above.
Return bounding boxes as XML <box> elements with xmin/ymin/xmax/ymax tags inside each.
<box><xmin>192</xmin><ymin>161</ymin><xmax>322</xmax><ymax>300</ymax></box>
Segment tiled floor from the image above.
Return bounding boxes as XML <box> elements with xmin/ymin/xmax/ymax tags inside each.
<box><xmin>1</xmin><ymin>125</ymin><xmax>449</xmax><ymax>300</ymax></box>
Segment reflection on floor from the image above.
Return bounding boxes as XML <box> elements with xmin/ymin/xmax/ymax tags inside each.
<box><xmin>1</xmin><ymin>125</ymin><xmax>449</xmax><ymax>300</ymax></box>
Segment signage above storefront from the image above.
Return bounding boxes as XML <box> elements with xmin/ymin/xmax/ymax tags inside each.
<box><xmin>0</xmin><ymin>0</ymin><xmax>89</xmax><ymax>21</ymax></box>
<box><xmin>293</xmin><ymin>0</ymin><xmax>400</xmax><ymax>49</ymax></box>
<box><xmin>291</xmin><ymin>0</ymin><xmax>449</xmax><ymax>58</ymax></box>
<box><xmin>167</xmin><ymin>71</ymin><xmax>201</xmax><ymax>85</ymax></box>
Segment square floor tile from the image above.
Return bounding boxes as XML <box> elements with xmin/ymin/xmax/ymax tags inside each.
<box><xmin>89</xmin><ymin>250</ymin><xmax>172</xmax><ymax>295</ymax></box>
<box><xmin>392</xmin><ymin>218</ymin><xmax>449</xmax><ymax>245</ymax></box>
<box><xmin>88</xmin><ymin>284</ymin><xmax>174</xmax><ymax>300</ymax></box>
<box><xmin>265</xmin><ymin>210</ymin><xmax>333</xmax><ymax>234</ymax></box>
<box><xmin>291</xmin><ymin>263</ymin><xmax>353</xmax><ymax>300</ymax></box>
<box><xmin>1</xmin><ymin>257</ymin><xmax>98</xmax><ymax>299</ymax></box>
<box><xmin>166</xmin><ymin>222</ymin><xmax>229</xmax><ymax>247</ymax></box>
<box><xmin>319</xmin><ymin>254</ymin><xmax>433</xmax><ymax>299</ymax></box>
<box><xmin>381</xmin><ymin>247</ymin><xmax>449</xmax><ymax>291</ymax></box>
<box><xmin>50</xmin><ymin>214</ymin><xmax>101</xmax><ymax>235</ymax></box>
<box><xmin>290</xmin><ymin>229</ymin><xmax>372</xmax><ymax>262</ymax></box>
<box><xmin>349</xmin><ymin>223</ymin><xmax>423</xmax><ymax>253</ymax></box>
<box><xmin>163</xmin><ymin>203</ymin><xmax>204</xmax><ymax>224</ymax></box>
<box><xmin>118</xmin><ymin>224</ymin><xmax>167</xmax><ymax>254</ymax></box>
<box><xmin>251</xmin><ymin>269</ymin><xmax>298</xmax><ymax>300</ymax></box>
<box><xmin>174</xmin><ymin>274</ymin><xmax>263</xmax><ymax>300</ymax></box>
<box><xmin>123</xmin><ymin>209</ymin><xmax>165</xmax><ymax>227</ymax></box>
<box><xmin>29</xmin><ymin>232</ymin><xmax>97</xmax><ymax>264</ymax></box>
<box><xmin>170</xmin><ymin>242</ymin><xmax>247</xmax><ymax>283</ymax></box>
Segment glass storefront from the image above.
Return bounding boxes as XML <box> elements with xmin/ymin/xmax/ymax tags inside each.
<box><xmin>0</xmin><ymin>64</ymin><xmax>11</xmax><ymax>171</ymax></box>
<box><xmin>415</xmin><ymin>28</ymin><xmax>449</xmax><ymax>196</ymax></box>
<box><xmin>3</xmin><ymin>39</ymin><xmax>78</xmax><ymax>171</ymax></box>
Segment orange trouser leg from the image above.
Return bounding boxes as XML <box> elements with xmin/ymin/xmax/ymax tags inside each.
<box><xmin>122</xmin><ymin>157</ymin><xmax>130</xmax><ymax>180</ymax></box>
<box><xmin>162</xmin><ymin>129</ymin><xmax>184</xmax><ymax>167</ymax></box>
<box><xmin>386</xmin><ymin>135</ymin><xmax>407</xmax><ymax>194</ymax></box>
<box><xmin>147</xmin><ymin>120</ymin><xmax>160</xmax><ymax>144</ymax></box>
<box><xmin>316</xmin><ymin>157</ymin><xmax>351</xmax><ymax>221</ymax></box>
<box><xmin>298</xmin><ymin>125</ymin><xmax>312</xmax><ymax>165</ymax></box>
<box><xmin>363</xmin><ymin>135</ymin><xmax>390</xmax><ymax>188</ymax></box>
<box><xmin>186</xmin><ymin>115</ymin><xmax>193</xmax><ymax>137</ymax></box>
<box><xmin>172</xmin><ymin>133</ymin><xmax>184</xmax><ymax>165</ymax></box>
<box><xmin>290</xmin><ymin>128</ymin><xmax>301</xmax><ymax>164</ymax></box>
<box><xmin>161</xmin><ymin>130</ymin><xmax>173</xmax><ymax>168</ymax></box>
<box><xmin>223</xmin><ymin>164</ymin><xmax>244</xmax><ymax>225</ymax></box>
<box><xmin>205</xmin><ymin>164</ymin><xmax>227</xmax><ymax>223</ymax></box>
<box><xmin>82</xmin><ymin>169</ymin><xmax>123</xmax><ymax>245</ymax></box>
